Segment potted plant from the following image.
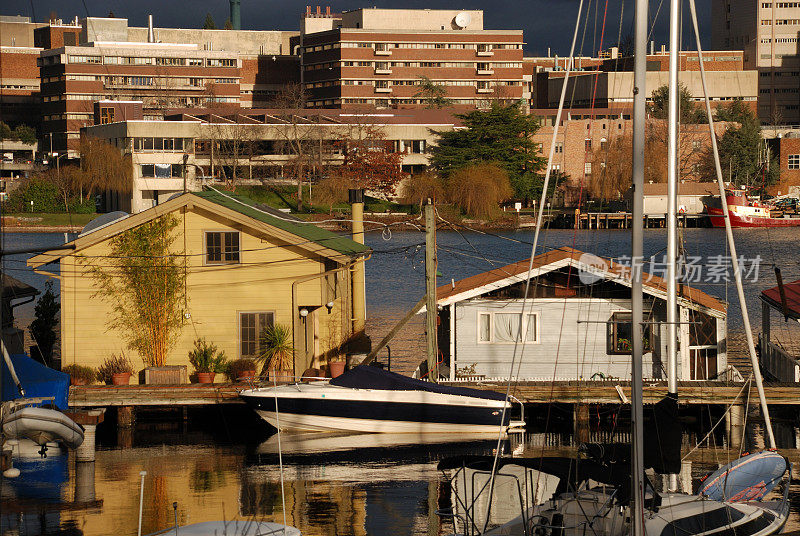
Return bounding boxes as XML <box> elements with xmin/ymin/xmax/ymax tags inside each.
<box><xmin>63</xmin><ymin>364</ymin><xmax>96</xmax><ymax>386</ymax></box>
<box><xmin>226</xmin><ymin>358</ymin><xmax>257</xmax><ymax>382</ymax></box>
<box><xmin>97</xmin><ymin>353</ymin><xmax>135</xmax><ymax>385</ymax></box>
<box><xmin>188</xmin><ymin>338</ymin><xmax>227</xmax><ymax>384</ymax></box>
<box><xmin>258</xmin><ymin>323</ymin><xmax>294</xmax><ymax>383</ymax></box>
<box><xmin>329</xmin><ymin>357</ymin><xmax>346</xmax><ymax>378</ymax></box>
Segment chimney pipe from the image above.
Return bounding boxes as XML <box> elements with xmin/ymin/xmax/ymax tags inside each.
<box><xmin>230</xmin><ymin>0</ymin><xmax>241</xmax><ymax>30</ymax></box>
<box><xmin>147</xmin><ymin>15</ymin><xmax>155</xmax><ymax>43</ymax></box>
<box><xmin>650</xmin><ymin>40</ymin><xmax>654</xmax><ymax>55</ymax></box>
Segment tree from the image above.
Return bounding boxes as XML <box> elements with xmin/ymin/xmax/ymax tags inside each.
<box><xmin>270</xmin><ymin>83</ymin><xmax>315</xmax><ymax>211</ymax></box>
<box><xmin>79</xmin><ymin>137</ymin><xmax>133</xmax><ymax>201</ymax></box>
<box><xmin>29</xmin><ymin>281</ymin><xmax>60</xmax><ymax>365</ymax></box>
<box><xmin>85</xmin><ymin>214</ymin><xmax>187</xmax><ymax>368</ymax></box>
<box><xmin>334</xmin><ymin>121</ymin><xmax>405</xmax><ymax>197</ymax></box>
<box><xmin>0</xmin><ymin>122</ymin><xmax>36</xmax><ymax>144</ymax></box>
<box><xmin>202</xmin><ymin>13</ymin><xmax>216</xmax><ymax>29</ymax></box>
<box><xmin>703</xmin><ymin>100</ymin><xmax>778</xmax><ymax>187</ymax></box>
<box><xmin>223</xmin><ymin>19</ymin><xmax>233</xmax><ymax>30</ymax></box>
<box><xmin>429</xmin><ymin>102</ymin><xmax>545</xmax><ymax>199</ymax></box>
<box><xmin>400</xmin><ymin>172</ymin><xmax>445</xmax><ymax>207</ymax></box>
<box><xmin>415</xmin><ymin>76</ymin><xmax>450</xmax><ymax>108</ymax></box>
<box><xmin>206</xmin><ymin>117</ymin><xmax>256</xmax><ymax>189</ymax></box>
<box><xmin>649</xmin><ymin>84</ymin><xmax>707</xmax><ymax>124</ymax></box>
<box><xmin>446</xmin><ymin>163</ymin><xmax>513</xmax><ymax>219</ymax></box>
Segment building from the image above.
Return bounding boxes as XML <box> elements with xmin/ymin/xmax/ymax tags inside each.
<box><xmin>540</xmin><ymin>50</ymin><xmax>757</xmax><ymax>110</ymax></box>
<box><xmin>28</xmin><ymin>190</ymin><xmax>371</xmax><ymax>380</ymax></box>
<box><xmin>298</xmin><ymin>8</ymin><xmax>524</xmax><ymax>108</ymax></box>
<box><xmin>0</xmin><ymin>16</ymin><xmax>44</xmax><ymax>127</ymax></box>
<box><xmin>0</xmin><ymin>139</ymin><xmax>37</xmax><ymax>183</ymax></box>
<box><xmin>759</xmin><ymin>277</ymin><xmax>800</xmax><ymax>382</ymax></box>
<box><xmin>38</xmin><ymin>40</ymin><xmax>241</xmax><ymax>158</ymax></box>
<box><xmin>711</xmin><ymin>0</ymin><xmax>800</xmax><ymax>124</ymax></box>
<box><xmin>624</xmin><ymin>182</ymin><xmax>721</xmax><ymax>216</ymax></box>
<box><xmin>434</xmin><ymin>247</ymin><xmax>728</xmax><ymax>381</ymax></box>
<box><xmin>768</xmin><ymin>133</ymin><xmax>800</xmax><ymax>195</ymax></box>
<box><xmin>81</xmin><ymin>107</ymin><xmax>459</xmax><ymax>213</ymax></box>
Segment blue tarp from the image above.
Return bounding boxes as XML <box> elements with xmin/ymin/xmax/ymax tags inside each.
<box><xmin>1</xmin><ymin>353</ymin><xmax>70</xmax><ymax>410</ymax></box>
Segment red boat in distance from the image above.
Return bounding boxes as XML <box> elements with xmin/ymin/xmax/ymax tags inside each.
<box><xmin>705</xmin><ymin>189</ymin><xmax>800</xmax><ymax>228</ymax></box>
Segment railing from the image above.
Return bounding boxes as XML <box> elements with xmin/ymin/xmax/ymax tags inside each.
<box><xmin>759</xmin><ymin>333</ymin><xmax>799</xmax><ymax>382</ymax></box>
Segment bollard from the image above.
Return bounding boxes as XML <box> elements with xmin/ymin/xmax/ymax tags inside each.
<box><xmin>726</xmin><ymin>403</ymin><xmax>745</xmax><ymax>450</ymax></box>
<box><xmin>76</xmin><ymin>423</ymin><xmax>97</xmax><ymax>462</ymax></box>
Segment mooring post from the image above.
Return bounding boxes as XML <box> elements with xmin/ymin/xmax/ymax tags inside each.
<box><xmin>573</xmin><ymin>403</ymin><xmax>590</xmax><ymax>444</ymax></box>
<box><xmin>74</xmin><ymin>461</ymin><xmax>96</xmax><ymax>502</ymax></box>
<box><xmin>76</xmin><ymin>424</ymin><xmax>97</xmax><ymax>462</ymax></box>
<box><xmin>726</xmin><ymin>403</ymin><xmax>745</xmax><ymax>449</ymax></box>
<box><xmin>118</xmin><ymin>406</ymin><xmax>135</xmax><ymax>428</ymax></box>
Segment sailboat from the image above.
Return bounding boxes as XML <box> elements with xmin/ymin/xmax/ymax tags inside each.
<box><xmin>435</xmin><ymin>0</ymin><xmax>790</xmax><ymax>534</ymax></box>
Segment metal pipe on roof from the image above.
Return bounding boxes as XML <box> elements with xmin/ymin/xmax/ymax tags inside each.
<box><xmin>147</xmin><ymin>15</ymin><xmax>155</xmax><ymax>43</ymax></box>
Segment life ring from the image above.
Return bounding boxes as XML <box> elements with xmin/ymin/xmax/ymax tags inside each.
<box><xmin>678</xmin><ymin>206</ymin><xmax>686</xmax><ymax>214</ymax></box>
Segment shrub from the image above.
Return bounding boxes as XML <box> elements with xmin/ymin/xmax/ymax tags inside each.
<box><xmin>314</xmin><ymin>175</ymin><xmax>351</xmax><ymax>209</ymax></box>
<box><xmin>97</xmin><ymin>353</ymin><xmax>135</xmax><ymax>384</ymax></box>
<box><xmin>446</xmin><ymin>163</ymin><xmax>513</xmax><ymax>220</ymax></box>
<box><xmin>63</xmin><ymin>364</ymin><xmax>96</xmax><ymax>384</ymax></box>
<box><xmin>258</xmin><ymin>324</ymin><xmax>294</xmax><ymax>373</ymax></box>
<box><xmin>399</xmin><ymin>172</ymin><xmax>444</xmax><ymax>206</ymax></box>
<box><xmin>7</xmin><ymin>177</ymin><xmax>60</xmax><ymax>213</ymax></box>
<box><xmin>188</xmin><ymin>338</ymin><xmax>228</xmax><ymax>373</ymax></box>
<box><xmin>225</xmin><ymin>358</ymin><xmax>257</xmax><ymax>381</ymax></box>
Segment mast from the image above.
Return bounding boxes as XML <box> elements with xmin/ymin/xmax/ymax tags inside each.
<box><xmin>666</xmin><ymin>0</ymin><xmax>681</xmax><ymax>492</ymax></box>
<box><xmin>687</xmin><ymin>0</ymin><xmax>776</xmax><ymax>449</ymax></box>
<box><xmin>631</xmin><ymin>0</ymin><xmax>648</xmax><ymax>531</ymax></box>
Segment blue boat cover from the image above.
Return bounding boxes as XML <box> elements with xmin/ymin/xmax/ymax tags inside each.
<box><xmin>330</xmin><ymin>365</ymin><xmax>508</xmax><ymax>401</ymax></box>
<box><xmin>699</xmin><ymin>450</ymin><xmax>788</xmax><ymax>502</ymax></box>
<box><xmin>1</xmin><ymin>353</ymin><xmax>70</xmax><ymax>410</ymax></box>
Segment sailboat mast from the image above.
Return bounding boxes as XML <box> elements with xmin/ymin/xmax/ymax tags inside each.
<box><xmin>631</xmin><ymin>0</ymin><xmax>648</xmax><ymax>531</ymax></box>
<box><xmin>686</xmin><ymin>0</ymin><xmax>776</xmax><ymax>449</ymax></box>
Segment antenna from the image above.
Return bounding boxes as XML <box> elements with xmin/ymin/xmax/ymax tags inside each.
<box><xmin>453</xmin><ymin>12</ymin><xmax>471</xmax><ymax>29</ymax></box>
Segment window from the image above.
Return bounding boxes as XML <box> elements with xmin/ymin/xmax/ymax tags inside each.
<box><xmin>206</xmin><ymin>231</ymin><xmax>240</xmax><ymax>264</ymax></box>
<box><xmin>585</xmin><ymin>139</ymin><xmax>592</xmax><ymax>151</ymax></box>
<box><xmin>477</xmin><ymin>312</ymin><xmax>538</xmax><ymax>343</ymax></box>
<box><xmin>100</xmin><ymin>107</ymin><xmax>114</xmax><ymax>125</ymax></box>
<box><xmin>789</xmin><ymin>154</ymin><xmax>800</xmax><ymax>169</ymax></box>
<box><xmin>240</xmin><ymin>312</ymin><xmax>274</xmax><ymax>357</ymax></box>
<box><xmin>584</xmin><ymin>162</ymin><xmax>592</xmax><ymax>175</ymax></box>
<box><xmin>608</xmin><ymin>312</ymin><xmax>652</xmax><ymax>355</ymax></box>
<box><xmin>555</xmin><ymin>142</ymin><xmax>563</xmax><ymax>153</ymax></box>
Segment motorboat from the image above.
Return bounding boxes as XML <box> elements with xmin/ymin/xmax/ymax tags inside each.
<box><xmin>240</xmin><ymin>365</ymin><xmax>524</xmax><ymax>433</ymax></box>
<box><xmin>2</xmin><ymin>403</ymin><xmax>84</xmax><ymax>451</ymax></box>
<box><xmin>705</xmin><ymin>189</ymin><xmax>800</xmax><ymax>227</ymax></box>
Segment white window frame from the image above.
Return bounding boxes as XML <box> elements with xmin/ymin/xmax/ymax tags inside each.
<box><xmin>476</xmin><ymin>311</ymin><xmax>539</xmax><ymax>344</ymax></box>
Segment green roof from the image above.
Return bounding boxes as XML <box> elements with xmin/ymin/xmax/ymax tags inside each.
<box><xmin>193</xmin><ymin>190</ymin><xmax>371</xmax><ymax>257</ymax></box>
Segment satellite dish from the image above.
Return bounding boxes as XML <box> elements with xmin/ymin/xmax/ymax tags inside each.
<box><xmin>79</xmin><ymin>211</ymin><xmax>129</xmax><ymax>236</ymax></box>
<box><xmin>454</xmin><ymin>11</ymin><xmax>471</xmax><ymax>29</ymax></box>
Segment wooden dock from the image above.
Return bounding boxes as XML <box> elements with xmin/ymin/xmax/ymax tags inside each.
<box><xmin>68</xmin><ymin>380</ymin><xmax>800</xmax><ymax>408</ymax></box>
<box><xmin>575</xmin><ymin>212</ymin><xmax>707</xmax><ymax>229</ymax></box>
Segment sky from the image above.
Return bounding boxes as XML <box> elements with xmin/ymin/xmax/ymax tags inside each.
<box><xmin>3</xmin><ymin>0</ymin><xmax>711</xmax><ymax>57</ymax></box>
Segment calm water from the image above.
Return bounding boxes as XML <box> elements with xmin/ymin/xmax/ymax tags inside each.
<box><xmin>3</xmin><ymin>227</ymin><xmax>800</xmax><ymax>535</ymax></box>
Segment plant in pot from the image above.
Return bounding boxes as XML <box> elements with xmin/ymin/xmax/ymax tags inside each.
<box><xmin>97</xmin><ymin>353</ymin><xmax>135</xmax><ymax>385</ymax></box>
<box><xmin>226</xmin><ymin>358</ymin><xmax>257</xmax><ymax>382</ymax></box>
<box><xmin>258</xmin><ymin>323</ymin><xmax>294</xmax><ymax>383</ymax></box>
<box><xmin>63</xmin><ymin>364</ymin><xmax>96</xmax><ymax>386</ymax></box>
<box><xmin>188</xmin><ymin>338</ymin><xmax>227</xmax><ymax>384</ymax></box>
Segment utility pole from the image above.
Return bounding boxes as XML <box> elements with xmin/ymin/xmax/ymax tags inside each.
<box><xmin>424</xmin><ymin>200</ymin><xmax>438</xmax><ymax>382</ymax></box>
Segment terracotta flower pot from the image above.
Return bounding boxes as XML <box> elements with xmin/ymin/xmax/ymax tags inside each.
<box><xmin>236</xmin><ymin>370</ymin><xmax>256</xmax><ymax>382</ymax></box>
<box><xmin>70</xmin><ymin>377</ymin><xmax>87</xmax><ymax>386</ymax></box>
<box><xmin>196</xmin><ymin>372</ymin><xmax>216</xmax><ymax>384</ymax></box>
<box><xmin>329</xmin><ymin>361</ymin><xmax>346</xmax><ymax>378</ymax></box>
<box><xmin>111</xmin><ymin>372</ymin><xmax>131</xmax><ymax>385</ymax></box>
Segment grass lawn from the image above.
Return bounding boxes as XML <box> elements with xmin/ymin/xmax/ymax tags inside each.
<box><xmin>6</xmin><ymin>212</ymin><xmax>99</xmax><ymax>227</ymax></box>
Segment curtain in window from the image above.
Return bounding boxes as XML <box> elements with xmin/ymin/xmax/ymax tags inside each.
<box><xmin>154</xmin><ymin>163</ymin><xmax>171</xmax><ymax>178</ymax></box>
<box><xmin>494</xmin><ymin>313</ymin><xmax>521</xmax><ymax>342</ymax></box>
<box><xmin>525</xmin><ymin>314</ymin><xmax>537</xmax><ymax>342</ymax></box>
<box><xmin>479</xmin><ymin>314</ymin><xmax>491</xmax><ymax>341</ymax></box>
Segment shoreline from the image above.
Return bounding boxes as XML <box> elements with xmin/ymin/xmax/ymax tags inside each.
<box><xmin>3</xmin><ymin>226</ymin><xmax>84</xmax><ymax>233</ymax></box>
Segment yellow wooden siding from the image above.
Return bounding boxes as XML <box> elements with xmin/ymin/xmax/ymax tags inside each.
<box><xmin>56</xmin><ymin>207</ymin><xmax>355</xmax><ymax>381</ymax></box>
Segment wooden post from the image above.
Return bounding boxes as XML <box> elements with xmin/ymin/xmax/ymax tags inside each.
<box><xmin>726</xmin><ymin>403</ymin><xmax>745</xmax><ymax>449</ymax></box>
<box><xmin>350</xmin><ymin>189</ymin><xmax>366</xmax><ymax>337</ymax></box>
<box><xmin>574</xmin><ymin>208</ymin><xmax>580</xmax><ymax>229</ymax></box>
<box><xmin>118</xmin><ymin>406</ymin><xmax>135</xmax><ymax>428</ymax></box>
<box><xmin>425</xmin><ymin>200</ymin><xmax>439</xmax><ymax>382</ymax></box>
<box><xmin>574</xmin><ymin>403</ymin><xmax>590</xmax><ymax>443</ymax></box>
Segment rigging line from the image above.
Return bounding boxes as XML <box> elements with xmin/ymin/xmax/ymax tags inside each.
<box><xmin>482</xmin><ymin>2</ymin><xmax>587</xmax><ymax>531</ymax></box>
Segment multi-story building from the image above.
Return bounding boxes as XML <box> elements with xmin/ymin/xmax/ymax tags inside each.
<box><xmin>540</xmin><ymin>50</ymin><xmax>757</xmax><ymax>111</ymax></box>
<box><xmin>82</xmin><ymin>107</ymin><xmax>460</xmax><ymax>213</ymax></box>
<box><xmin>299</xmin><ymin>8</ymin><xmax>524</xmax><ymax>108</ymax></box>
<box><xmin>711</xmin><ymin>0</ymin><xmax>800</xmax><ymax>124</ymax></box>
<box><xmin>0</xmin><ymin>16</ymin><xmax>44</xmax><ymax>127</ymax></box>
<box><xmin>38</xmin><ymin>40</ymin><xmax>241</xmax><ymax>158</ymax></box>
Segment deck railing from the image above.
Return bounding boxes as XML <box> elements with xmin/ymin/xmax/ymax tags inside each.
<box><xmin>759</xmin><ymin>333</ymin><xmax>799</xmax><ymax>383</ymax></box>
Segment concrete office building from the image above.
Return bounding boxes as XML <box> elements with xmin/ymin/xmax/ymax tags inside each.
<box><xmin>711</xmin><ymin>0</ymin><xmax>800</xmax><ymax>124</ymax></box>
<box><xmin>0</xmin><ymin>16</ymin><xmax>44</xmax><ymax>126</ymax></box>
<box><xmin>82</xmin><ymin>107</ymin><xmax>459</xmax><ymax>213</ymax></box>
<box><xmin>298</xmin><ymin>8</ymin><xmax>524</xmax><ymax>108</ymax></box>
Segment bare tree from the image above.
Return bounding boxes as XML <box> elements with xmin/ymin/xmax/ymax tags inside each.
<box><xmin>79</xmin><ymin>137</ymin><xmax>133</xmax><ymax>201</ymax></box>
<box><xmin>270</xmin><ymin>83</ymin><xmax>316</xmax><ymax>210</ymax></box>
<box><xmin>205</xmin><ymin>115</ymin><xmax>257</xmax><ymax>189</ymax></box>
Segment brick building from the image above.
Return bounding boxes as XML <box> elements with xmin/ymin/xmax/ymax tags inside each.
<box><xmin>0</xmin><ymin>16</ymin><xmax>44</xmax><ymax>127</ymax></box>
<box><xmin>711</xmin><ymin>0</ymin><xmax>800</xmax><ymax>124</ymax></box>
<box><xmin>299</xmin><ymin>8</ymin><xmax>524</xmax><ymax>108</ymax></box>
<box><xmin>769</xmin><ymin>134</ymin><xmax>800</xmax><ymax>195</ymax></box>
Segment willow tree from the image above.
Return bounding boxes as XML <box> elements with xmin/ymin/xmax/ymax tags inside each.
<box><xmin>86</xmin><ymin>214</ymin><xmax>186</xmax><ymax>367</ymax></box>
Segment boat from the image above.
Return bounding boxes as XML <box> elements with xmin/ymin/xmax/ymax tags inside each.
<box><xmin>705</xmin><ymin>189</ymin><xmax>800</xmax><ymax>227</ymax></box>
<box><xmin>240</xmin><ymin>365</ymin><xmax>524</xmax><ymax>433</ymax></box>
<box><xmin>2</xmin><ymin>403</ymin><xmax>84</xmax><ymax>451</ymax></box>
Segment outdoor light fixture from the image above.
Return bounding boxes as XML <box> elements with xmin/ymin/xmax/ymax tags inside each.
<box><xmin>325</xmin><ymin>301</ymin><xmax>334</xmax><ymax>313</ymax></box>
<box><xmin>299</xmin><ymin>308</ymin><xmax>309</xmax><ymax>318</ymax></box>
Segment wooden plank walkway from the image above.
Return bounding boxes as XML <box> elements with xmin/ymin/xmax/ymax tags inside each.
<box><xmin>68</xmin><ymin>380</ymin><xmax>800</xmax><ymax>408</ymax></box>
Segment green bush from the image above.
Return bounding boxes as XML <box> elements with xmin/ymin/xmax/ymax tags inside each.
<box><xmin>8</xmin><ymin>177</ymin><xmax>60</xmax><ymax>213</ymax></box>
<box><xmin>63</xmin><ymin>364</ymin><xmax>96</xmax><ymax>384</ymax></box>
<box><xmin>188</xmin><ymin>338</ymin><xmax>228</xmax><ymax>373</ymax></box>
<box><xmin>69</xmin><ymin>197</ymin><xmax>96</xmax><ymax>213</ymax></box>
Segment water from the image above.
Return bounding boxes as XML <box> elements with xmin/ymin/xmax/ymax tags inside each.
<box><xmin>3</xmin><ymin>227</ymin><xmax>800</xmax><ymax>535</ymax></box>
